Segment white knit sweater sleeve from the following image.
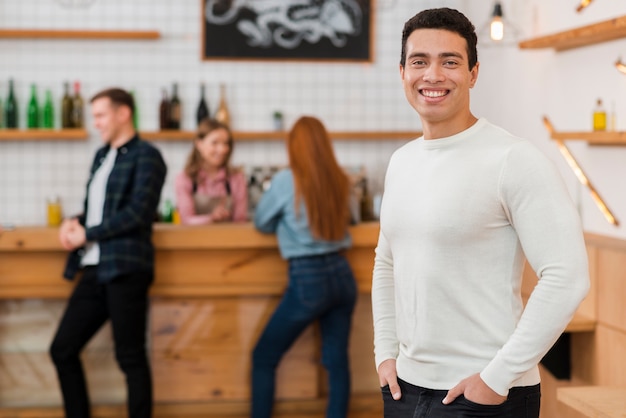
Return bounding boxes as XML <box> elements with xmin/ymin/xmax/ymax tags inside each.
<box><xmin>480</xmin><ymin>141</ymin><xmax>590</xmax><ymax>394</ymax></box>
<box><xmin>372</xmin><ymin>227</ymin><xmax>398</xmax><ymax>370</ymax></box>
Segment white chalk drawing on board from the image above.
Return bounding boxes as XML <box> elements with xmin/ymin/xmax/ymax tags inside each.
<box><xmin>205</xmin><ymin>0</ymin><xmax>363</xmax><ymax>49</ymax></box>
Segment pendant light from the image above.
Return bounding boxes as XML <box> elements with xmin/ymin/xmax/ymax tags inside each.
<box><xmin>479</xmin><ymin>1</ymin><xmax>520</xmax><ymax>47</ymax></box>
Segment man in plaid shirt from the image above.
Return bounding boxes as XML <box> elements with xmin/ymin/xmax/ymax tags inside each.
<box><xmin>50</xmin><ymin>88</ymin><xmax>166</xmax><ymax>418</ymax></box>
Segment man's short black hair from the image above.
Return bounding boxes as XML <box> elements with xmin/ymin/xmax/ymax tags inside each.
<box><xmin>400</xmin><ymin>8</ymin><xmax>478</xmax><ymax>71</ymax></box>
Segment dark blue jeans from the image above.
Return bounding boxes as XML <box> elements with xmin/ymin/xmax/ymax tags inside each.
<box><xmin>49</xmin><ymin>267</ymin><xmax>153</xmax><ymax>418</ymax></box>
<box><xmin>382</xmin><ymin>378</ymin><xmax>540</xmax><ymax>418</ymax></box>
<box><xmin>251</xmin><ymin>252</ymin><xmax>357</xmax><ymax>418</ymax></box>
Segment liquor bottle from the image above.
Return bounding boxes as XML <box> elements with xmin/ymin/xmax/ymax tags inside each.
<box><xmin>0</xmin><ymin>97</ymin><xmax>3</xmax><ymax>128</ymax></box>
<box><xmin>215</xmin><ymin>83</ymin><xmax>230</xmax><ymax>127</ymax></box>
<box><xmin>592</xmin><ymin>98</ymin><xmax>606</xmax><ymax>131</ymax></box>
<box><xmin>27</xmin><ymin>84</ymin><xmax>39</xmax><ymax>129</ymax></box>
<box><xmin>5</xmin><ymin>79</ymin><xmax>18</xmax><ymax>129</ymax></box>
<box><xmin>71</xmin><ymin>81</ymin><xmax>84</xmax><ymax>128</ymax></box>
<box><xmin>159</xmin><ymin>88</ymin><xmax>170</xmax><ymax>130</ymax></box>
<box><xmin>43</xmin><ymin>89</ymin><xmax>54</xmax><ymax>129</ymax></box>
<box><xmin>196</xmin><ymin>83</ymin><xmax>209</xmax><ymax>126</ymax></box>
<box><xmin>61</xmin><ymin>82</ymin><xmax>73</xmax><ymax>128</ymax></box>
<box><xmin>169</xmin><ymin>83</ymin><xmax>181</xmax><ymax>129</ymax></box>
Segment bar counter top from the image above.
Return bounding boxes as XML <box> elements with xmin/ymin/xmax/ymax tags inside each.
<box><xmin>0</xmin><ymin>221</ymin><xmax>380</xmax><ymax>251</ymax></box>
<box><xmin>0</xmin><ymin>222</ymin><xmax>380</xmax><ymax>298</ymax></box>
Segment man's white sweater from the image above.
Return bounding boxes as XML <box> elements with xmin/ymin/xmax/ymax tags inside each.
<box><xmin>372</xmin><ymin>118</ymin><xmax>589</xmax><ymax>396</ymax></box>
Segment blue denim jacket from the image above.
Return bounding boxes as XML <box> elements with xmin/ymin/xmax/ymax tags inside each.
<box><xmin>253</xmin><ymin>169</ymin><xmax>351</xmax><ymax>259</ymax></box>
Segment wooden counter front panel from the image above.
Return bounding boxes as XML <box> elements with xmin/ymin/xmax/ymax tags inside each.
<box><xmin>150</xmin><ymin>297</ymin><xmax>319</xmax><ymax>402</ymax></box>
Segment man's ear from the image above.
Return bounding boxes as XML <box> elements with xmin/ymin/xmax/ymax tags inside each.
<box><xmin>469</xmin><ymin>62</ymin><xmax>479</xmax><ymax>88</ymax></box>
<box><xmin>117</xmin><ymin>105</ymin><xmax>132</xmax><ymax>123</ymax></box>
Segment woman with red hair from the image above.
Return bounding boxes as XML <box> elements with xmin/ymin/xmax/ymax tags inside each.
<box><xmin>251</xmin><ymin>116</ymin><xmax>357</xmax><ymax>418</ymax></box>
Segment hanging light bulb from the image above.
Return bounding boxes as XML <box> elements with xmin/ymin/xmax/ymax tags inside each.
<box><xmin>490</xmin><ymin>3</ymin><xmax>505</xmax><ymax>41</ymax></box>
<box><xmin>479</xmin><ymin>1</ymin><xmax>520</xmax><ymax>47</ymax></box>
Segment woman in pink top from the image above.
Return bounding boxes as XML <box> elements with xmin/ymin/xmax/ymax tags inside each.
<box><xmin>174</xmin><ymin>118</ymin><xmax>248</xmax><ymax>225</ymax></box>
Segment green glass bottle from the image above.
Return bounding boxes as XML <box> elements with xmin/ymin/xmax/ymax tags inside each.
<box><xmin>0</xmin><ymin>97</ymin><xmax>3</xmax><ymax>128</ymax></box>
<box><xmin>161</xmin><ymin>199</ymin><xmax>174</xmax><ymax>223</ymax></box>
<box><xmin>43</xmin><ymin>89</ymin><xmax>54</xmax><ymax>129</ymax></box>
<box><xmin>27</xmin><ymin>84</ymin><xmax>39</xmax><ymax>129</ymax></box>
<box><xmin>5</xmin><ymin>79</ymin><xmax>18</xmax><ymax>129</ymax></box>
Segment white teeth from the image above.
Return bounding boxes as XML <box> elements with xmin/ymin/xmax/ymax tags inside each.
<box><xmin>422</xmin><ymin>90</ymin><xmax>447</xmax><ymax>98</ymax></box>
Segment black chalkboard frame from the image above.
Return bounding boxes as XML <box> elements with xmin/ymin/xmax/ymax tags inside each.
<box><xmin>201</xmin><ymin>0</ymin><xmax>374</xmax><ymax>63</ymax></box>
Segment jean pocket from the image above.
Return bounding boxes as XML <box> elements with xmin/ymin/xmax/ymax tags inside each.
<box><xmin>454</xmin><ymin>395</ymin><xmax>507</xmax><ymax>417</ymax></box>
<box><xmin>292</xmin><ymin>267</ymin><xmax>328</xmax><ymax>310</ymax></box>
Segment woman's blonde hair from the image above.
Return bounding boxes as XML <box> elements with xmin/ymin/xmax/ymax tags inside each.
<box><xmin>183</xmin><ymin>118</ymin><xmax>233</xmax><ymax>182</ymax></box>
<box><xmin>288</xmin><ymin>116</ymin><xmax>350</xmax><ymax>241</ymax></box>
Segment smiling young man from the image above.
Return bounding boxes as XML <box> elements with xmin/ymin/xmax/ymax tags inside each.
<box><xmin>372</xmin><ymin>8</ymin><xmax>589</xmax><ymax>417</ymax></box>
<box><xmin>50</xmin><ymin>88</ymin><xmax>166</xmax><ymax>418</ymax></box>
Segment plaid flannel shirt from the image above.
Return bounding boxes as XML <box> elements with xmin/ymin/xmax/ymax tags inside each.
<box><xmin>63</xmin><ymin>135</ymin><xmax>167</xmax><ymax>282</ymax></box>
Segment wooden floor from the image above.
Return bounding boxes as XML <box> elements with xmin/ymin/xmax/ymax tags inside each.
<box><xmin>0</xmin><ymin>395</ymin><xmax>383</xmax><ymax>418</ymax></box>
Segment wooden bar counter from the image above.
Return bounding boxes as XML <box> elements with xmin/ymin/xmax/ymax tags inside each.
<box><xmin>0</xmin><ymin>223</ymin><xmax>610</xmax><ymax>417</ymax></box>
<box><xmin>0</xmin><ymin>222</ymin><xmax>381</xmax><ymax>414</ymax></box>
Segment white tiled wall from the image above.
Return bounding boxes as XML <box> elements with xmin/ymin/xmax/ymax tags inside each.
<box><xmin>0</xmin><ymin>0</ymin><xmax>462</xmax><ymax>225</ymax></box>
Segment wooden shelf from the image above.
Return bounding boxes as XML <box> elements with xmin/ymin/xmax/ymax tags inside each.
<box><xmin>549</xmin><ymin>130</ymin><xmax>626</xmax><ymax>145</ymax></box>
<box><xmin>557</xmin><ymin>386</ymin><xmax>626</xmax><ymax>417</ymax></box>
<box><xmin>519</xmin><ymin>15</ymin><xmax>626</xmax><ymax>51</ymax></box>
<box><xmin>141</xmin><ymin>130</ymin><xmax>422</xmax><ymax>142</ymax></box>
<box><xmin>0</xmin><ymin>29</ymin><xmax>160</xmax><ymax>40</ymax></box>
<box><xmin>0</xmin><ymin>129</ymin><xmax>88</xmax><ymax>141</ymax></box>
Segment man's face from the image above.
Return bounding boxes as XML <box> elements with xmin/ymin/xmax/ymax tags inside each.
<box><xmin>91</xmin><ymin>97</ymin><xmax>123</xmax><ymax>145</ymax></box>
<box><xmin>400</xmin><ymin>29</ymin><xmax>478</xmax><ymax>130</ymax></box>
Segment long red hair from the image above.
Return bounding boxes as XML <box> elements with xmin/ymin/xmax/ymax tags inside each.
<box><xmin>288</xmin><ymin>116</ymin><xmax>350</xmax><ymax>241</ymax></box>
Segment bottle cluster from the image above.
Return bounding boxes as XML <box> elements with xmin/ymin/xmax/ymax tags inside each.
<box><xmin>0</xmin><ymin>79</ymin><xmax>84</xmax><ymax>129</ymax></box>
<box><xmin>158</xmin><ymin>82</ymin><xmax>230</xmax><ymax>130</ymax></box>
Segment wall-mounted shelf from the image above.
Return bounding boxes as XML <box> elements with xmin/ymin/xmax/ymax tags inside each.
<box><xmin>0</xmin><ymin>129</ymin><xmax>88</xmax><ymax>141</ymax></box>
<box><xmin>519</xmin><ymin>15</ymin><xmax>626</xmax><ymax>51</ymax></box>
<box><xmin>141</xmin><ymin>130</ymin><xmax>422</xmax><ymax>142</ymax></box>
<box><xmin>550</xmin><ymin>130</ymin><xmax>626</xmax><ymax>145</ymax></box>
<box><xmin>0</xmin><ymin>29</ymin><xmax>160</xmax><ymax>40</ymax></box>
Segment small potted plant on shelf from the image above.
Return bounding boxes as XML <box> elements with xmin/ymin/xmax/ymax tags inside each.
<box><xmin>272</xmin><ymin>111</ymin><xmax>284</xmax><ymax>131</ymax></box>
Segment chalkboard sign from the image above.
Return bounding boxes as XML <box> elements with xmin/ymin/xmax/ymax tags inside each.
<box><xmin>202</xmin><ymin>0</ymin><xmax>373</xmax><ymax>62</ymax></box>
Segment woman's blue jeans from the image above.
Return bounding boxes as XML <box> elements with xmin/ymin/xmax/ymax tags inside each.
<box><xmin>251</xmin><ymin>252</ymin><xmax>357</xmax><ymax>418</ymax></box>
<box><xmin>382</xmin><ymin>378</ymin><xmax>541</xmax><ymax>418</ymax></box>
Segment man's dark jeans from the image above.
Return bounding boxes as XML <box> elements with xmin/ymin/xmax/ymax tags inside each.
<box><xmin>50</xmin><ymin>267</ymin><xmax>153</xmax><ymax>418</ymax></box>
<box><xmin>382</xmin><ymin>378</ymin><xmax>540</xmax><ymax>417</ymax></box>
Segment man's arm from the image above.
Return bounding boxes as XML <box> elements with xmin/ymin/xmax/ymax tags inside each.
<box><xmin>85</xmin><ymin>145</ymin><xmax>166</xmax><ymax>242</ymax></box>
<box><xmin>480</xmin><ymin>142</ymin><xmax>590</xmax><ymax>396</ymax></box>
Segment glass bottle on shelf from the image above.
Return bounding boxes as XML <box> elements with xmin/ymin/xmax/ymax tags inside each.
<box><xmin>169</xmin><ymin>83</ymin><xmax>181</xmax><ymax>130</ymax></box>
<box><xmin>43</xmin><ymin>89</ymin><xmax>54</xmax><ymax>129</ymax></box>
<box><xmin>0</xmin><ymin>96</ymin><xmax>3</xmax><ymax>128</ymax></box>
<box><xmin>5</xmin><ymin>79</ymin><xmax>18</xmax><ymax>129</ymax></box>
<box><xmin>196</xmin><ymin>82</ymin><xmax>209</xmax><ymax>126</ymax></box>
<box><xmin>159</xmin><ymin>88</ymin><xmax>170</xmax><ymax>130</ymax></box>
<box><xmin>215</xmin><ymin>83</ymin><xmax>230</xmax><ymax>127</ymax></box>
<box><xmin>61</xmin><ymin>81</ymin><xmax>73</xmax><ymax>128</ymax></box>
<box><xmin>71</xmin><ymin>81</ymin><xmax>84</xmax><ymax>128</ymax></box>
<box><xmin>592</xmin><ymin>98</ymin><xmax>606</xmax><ymax>131</ymax></box>
<box><xmin>27</xmin><ymin>84</ymin><xmax>39</xmax><ymax>129</ymax></box>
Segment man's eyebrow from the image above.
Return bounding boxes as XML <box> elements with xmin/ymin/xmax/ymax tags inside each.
<box><xmin>406</xmin><ymin>51</ymin><xmax>464</xmax><ymax>59</ymax></box>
